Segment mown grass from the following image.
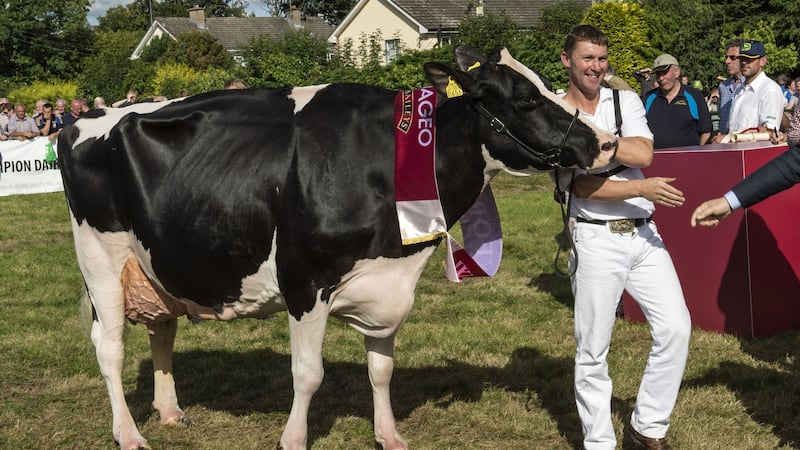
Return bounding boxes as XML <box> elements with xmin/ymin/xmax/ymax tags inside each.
<box><xmin>1</xmin><ymin>174</ymin><xmax>799</xmax><ymax>449</ymax></box>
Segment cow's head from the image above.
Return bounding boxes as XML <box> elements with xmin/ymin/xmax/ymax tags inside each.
<box><xmin>424</xmin><ymin>46</ymin><xmax>616</xmax><ymax>173</ymax></box>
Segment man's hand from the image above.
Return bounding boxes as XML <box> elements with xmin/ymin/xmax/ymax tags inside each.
<box><xmin>690</xmin><ymin>197</ymin><xmax>733</xmax><ymax>227</ymax></box>
<box><xmin>639</xmin><ymin>177</ymin><xmax>685</xmax><ymax>207</ymax></box>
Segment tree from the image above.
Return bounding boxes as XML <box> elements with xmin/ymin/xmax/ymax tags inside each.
<box><xmin>457</xmin><ymin>12</ymin><xmax>518</xmax><ymax>55</ymax></box>
<box><xmin>0</xmin><ymin>1</ymin><xmax>94</xmax><ymax>81</ymax></box>
<box><xmin>252</xmin><ymin>0</ymin><xmax>355</xmax><ymax>25</ymax></box>
<box><xmin>511</xmin><ymin>0</ymin><xmax>590</xmax><ymax>91</ymax></box>
<box><xmin>240</xmin><ymin>28</ymin><xmax>330</xmax><ymax>87</ymax></box>
<box><xmin>78</xmin><ymin>30</ymin><xmax>142</xmax><ymax>101</ymax></box>
<box><xmin>584</xmin><ymin>2</ymin><xmax>652</xmax><ymax>91</ymax></box>
<box><xmin>97</xmin><ymin>0</ymin><xmax>247</xmax><ymax>33</ymax></box>
<box><xmin>640</xmin><ymin>0</ymin><xmax>719</xmax><ymax>91</ymax></box>
<box><xmin>159</xmin><ymin>31</ymin><xmax>234</xmax><ymax>71</ymax></box>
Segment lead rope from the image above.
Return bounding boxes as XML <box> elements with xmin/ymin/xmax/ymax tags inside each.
<box><xmin>553</xmin><ymin>169</ymin><xmax>578</xmax><ymax>279</ymax></box>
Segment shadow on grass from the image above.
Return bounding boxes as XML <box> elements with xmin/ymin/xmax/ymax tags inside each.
<box><xmin>683</xmin><ymin>340</ymin><xmax>800</xmax><ymax>447</ymax></box>
<box><xmin>129</xmin><ymin>346</ymin><xmax>597</xmax><ymax>448</ymax></box>
<box><xmin>682</xmin><ymin>214</ymin><xmax>800</xmax><ymax>447</ymax></box>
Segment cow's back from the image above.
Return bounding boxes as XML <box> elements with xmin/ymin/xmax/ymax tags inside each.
<box><xmin>59</xmin><ymin>85</ymin><xmax>400</xmax><ymax>312</ymax></box>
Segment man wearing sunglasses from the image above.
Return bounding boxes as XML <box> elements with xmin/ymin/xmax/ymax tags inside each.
<box><xmin>727</xmin><ymin>39</ymin><xmax>784</xmax><ymax>138</ymax></box>
<box><xmin>711</xmin><ymin>39</ymin><xmax>744</xmax><ymax>143</ymax></box>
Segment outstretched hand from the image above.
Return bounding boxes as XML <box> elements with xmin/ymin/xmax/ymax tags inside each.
<box><xmin>640</xmin><ymin>177</ymin><xmax>684</xmax><ymax>207</ymax></box>
<box><xmin>690</xmin><ymin>197</ymin><xmax>733</xmax><ymax>227</ymax></box>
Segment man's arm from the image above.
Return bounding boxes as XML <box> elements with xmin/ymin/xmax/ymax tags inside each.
<box><xmin>691</xmin><ymin>144</ymin><xmax>800</xmax><ymax>226</ymax></box>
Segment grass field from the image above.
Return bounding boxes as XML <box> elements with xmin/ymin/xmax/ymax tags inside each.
<box><xmin>1</xmin><ymin>173</ymin><xmax>799</xmax><ymax>449</ymax></box>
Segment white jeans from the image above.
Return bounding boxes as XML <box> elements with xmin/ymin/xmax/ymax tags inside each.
<box><xmin>570</xmin><ymin>220</ymin><xmax>691</xmax><ymax>450</ymax></box>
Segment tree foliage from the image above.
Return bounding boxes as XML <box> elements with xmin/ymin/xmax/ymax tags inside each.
<box><xmin>0</xmin><ymin>0</ymin><xmax>94</xmax><ymax>81</ymax></box>
<box><xmin>510</xmin><ymin>0</ymin><xmax>589</xmax><ymax>91</ymax></box>
<box><xmin>159</xmin><ymin>31</ymin><xmax>234</xmax><ymax>71</ymax></box>
<box><xmin>457</xmin><ymin>12</ymin><xmax>518</xmax><ymax>55</ymax></box>
<box><xmin>239</xmin><ymin>29</ymin><xmax>330</xmax><ymax>87</ymax></box>
<box><xmin>583</xmin><ymin>2</ymin><xmax>652</xmax><ymax>91</ymax></box>
<box><xmin>77</xmin><ymin>30</ymin><xmax>142</xmax><ymax>101</ymax></box>
<box><xmin>97</xmin><ymin>0</ymin><xmax>246</xmax><ymax>33</ymax></box>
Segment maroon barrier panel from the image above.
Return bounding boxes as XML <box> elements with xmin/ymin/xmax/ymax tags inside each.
<box><xmin>622</xmin><ymin>142</ymin><xmax>800</xmax><ymax>337</ymax></box>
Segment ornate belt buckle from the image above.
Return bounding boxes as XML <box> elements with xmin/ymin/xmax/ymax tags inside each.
<box><xmin>608</xmin><ymin>219</ymin><xmax>635</xmax><ymax>233</ymax></box>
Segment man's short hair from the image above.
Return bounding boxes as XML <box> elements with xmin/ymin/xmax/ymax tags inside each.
<box><xmin>563</xmin><ymin>24</ymin><xmax>609</xmax><ymax>56</ymax></box>
<box><xmin>223</xmin><ymin>78</ymin><xmax>249</xmax><ymax>90</ymax></box>
<box><xmin>725</xmin><ymin>38</ymin><xmax>743</xmax><ymax>51</ymax></box>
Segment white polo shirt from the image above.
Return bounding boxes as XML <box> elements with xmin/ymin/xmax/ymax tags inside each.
<box><xmin>557</xmin><ymin>88</ymin><xmax>656</xmax><ymax>220</ymax></box>
<box><xmin>728</xmin><ymin>70</ymin><xmax>784</xmax><ymax>132</ymax></box>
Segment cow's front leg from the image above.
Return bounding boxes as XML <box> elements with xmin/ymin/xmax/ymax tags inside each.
<box><xmin>366</xmin><ymin>335</ymin><xmax>407</xmax><ymax>450</ymax></box>
<box><xmin>149</xmin><ymin>318</ymin><xmax>188</xmax><ymax>426</ymax></box>
<box><xmin>280</xmin><ymin>300</ymin><xmax>330</xmax><ymax>450</ymax></box>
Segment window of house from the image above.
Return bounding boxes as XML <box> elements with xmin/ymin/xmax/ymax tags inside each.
<box><xmin>385</xmin><ymin>39</ymin><xmax>400</xmax><ymax>64</ymax></box>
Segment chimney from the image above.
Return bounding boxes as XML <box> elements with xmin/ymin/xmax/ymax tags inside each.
<box><xmin>289</xmin><ymin>4</ymin><xmax>302</xmax><ymax>26</ymax></box>
<box><xmin>189</xmin><ymin>5</ymin><xmax>206</xmax><ymax>28</ymax></box>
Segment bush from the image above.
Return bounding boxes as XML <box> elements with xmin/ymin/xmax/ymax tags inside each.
<box><xmin>152</xmin><ymin>63</ymin><xmax>200</xmax><ymax>99</ymax></box>
<box><xmin>6</xmin><ymin>81</ymin><xmax>79</xmax><ymax>111</ymax></box>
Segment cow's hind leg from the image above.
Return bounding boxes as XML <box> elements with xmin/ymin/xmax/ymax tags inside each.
<box><xmin>149</xmin><ymin>318</ymin><xmax>188</xmax><ymax>426</ymax></box>
<box><xmin>76</xmin><ymin>234</ymin><xmax>149</xmax><ymax>448</ymax></box>
<box><xmin>366</xmin><ymin>335</ymin><xmax>408</xmax><ymax>450</ymax></box>
<box><xmin>280</xmin><ymin>300</ymin><xmax>330</xmax><ymax>450</ymax></box>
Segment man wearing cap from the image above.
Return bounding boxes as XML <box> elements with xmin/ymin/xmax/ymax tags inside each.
<box><xmin>643</xmin><ymin>53</ymin><xmax>713</xmax><ymax>148</ymax></box>
<box><xmin>727</xmin><ymin>39</ymin><xmax>784</xmax><ymax>136</ymax></box>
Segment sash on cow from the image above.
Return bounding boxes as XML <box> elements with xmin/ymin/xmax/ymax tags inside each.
<box><xmin>394</xmin><ymin>87</ymin><xmax>502</xmax><ymax>282</ymax></box>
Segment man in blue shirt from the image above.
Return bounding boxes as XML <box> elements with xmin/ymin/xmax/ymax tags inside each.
<box><xmin>712</xmin><ymin>39</ymin><xmax>745</xmax><ymax>143</ymax></box>
<box><xmin>643</xmin><ymin>53</ymin><xmax>712</xmax><ymax>149</ymax></box>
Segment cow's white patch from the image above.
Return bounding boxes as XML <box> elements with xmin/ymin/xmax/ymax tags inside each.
<box><xmin>329</xmin><ymin>247</ymin><xmax>435</xmax><ymax>338</ymax></box>
<box><xmin>289</xmin><ymin>84</ymin><xmax>329</xmax><ymax>114</ymax></box>
<box><xmin>131</xmin><ymin>230</ymin><xmax>285</xmax><ymax>320</ymax></box>
<box><xmin>72</xmin><ymin>98</ymin><xmax>186</xmax><ymax>147</ymax></box>
<box><xmin>479</xmin><ymin>144</ymin><xmax>537</xmax><ymax>182</ymax></box>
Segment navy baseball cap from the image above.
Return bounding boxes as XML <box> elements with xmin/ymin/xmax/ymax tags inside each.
<box><xmin>738</xmin><ymin>40</ymin><xmax>766</xmax><ymax>58</ymax></box>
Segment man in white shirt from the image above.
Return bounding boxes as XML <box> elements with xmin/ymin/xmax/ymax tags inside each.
<box><xmin>556</xmin><ymin>24</ymin><xmax>691</xmax><ymax>450</ymax></box>
<box><xmin>727</xmin><ymin>40</ymin><xmax>784</xmax><ymax>135</ymax></box>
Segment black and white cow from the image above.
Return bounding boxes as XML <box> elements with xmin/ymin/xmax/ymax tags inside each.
<box><xmin>59</xmin><ymin>46</ymin><xmax>615</xmax><ymax>450</ymax></box>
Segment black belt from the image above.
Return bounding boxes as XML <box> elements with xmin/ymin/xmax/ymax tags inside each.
<box><xmin>576</xmin><ymin>216</ymin><xmax>652</xmax><ymax>233</ymax></box>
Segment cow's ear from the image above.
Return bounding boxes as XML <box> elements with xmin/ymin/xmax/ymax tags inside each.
<box><xmin>454</xmin><ymin>45</ymin><xmax>488</xmax><ymax>72</ymax></box>
<box><xmin>486</xmin><ymin>46</ymin><xmax>507</xmax><ymax>64</ymax></box>
<box><xmin>424</xmin><ymin>62</ymin><xmax>476</xmax><ymax>99</ymax></box>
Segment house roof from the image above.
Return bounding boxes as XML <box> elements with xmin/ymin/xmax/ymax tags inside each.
<box><xmin>136</xmin><ymin>15</ymin><xmax>333</xmax><ymax>56</ymax></box>
<box><xmin>330</xmin><ymin>0</ymin><xmax>591</xmax><ymax>44</ymax></box>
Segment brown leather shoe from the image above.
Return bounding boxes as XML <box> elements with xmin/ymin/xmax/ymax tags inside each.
<box><xmin>630</xmin><ymin>427</ymin><xmax>673</xmax><ymax>450</ymax></box>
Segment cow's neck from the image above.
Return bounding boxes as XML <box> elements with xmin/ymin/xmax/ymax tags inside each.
<box><xmin>432</xmin><ymin>96</ymin><xmax>488</xmax><ymax>229</ymax></box>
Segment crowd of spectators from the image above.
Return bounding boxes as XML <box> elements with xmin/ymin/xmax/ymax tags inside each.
<box><xmin>0</xmin><ymin>87</ymin><xmax>190</xmax><ymax>141</ymax></box>
<box><xmin>623</xmin><ymin>38</ymin><xmax>799</xmax><ymax>148</ymax></box>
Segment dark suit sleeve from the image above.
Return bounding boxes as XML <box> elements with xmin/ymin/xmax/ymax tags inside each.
<box><xmin>732</xmin><ymin>145</ymin><xmax>800</xmax><ymax>209</ymax></box>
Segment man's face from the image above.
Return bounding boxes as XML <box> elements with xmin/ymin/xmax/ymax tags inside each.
<box><xmin>739</xmin><ymin>56</ymin><xmax>765</xmax><ymax>79</ymax></box>
<box><xmin>56</xmin><ymin>101</ymin><xmax>66</xmax><ymax>113</ymax></box>
<box><xmin>70</xmin><ymin>100</ymin><xmax>81</xmax><ymax>115</ymax></box>
<box><xmin>127</xmin><ymin>92</ymin><xmax>137</xmax><ymax>103</ymax></box>
<box><xmin>42</xmin><ymin>106</ymin><xmax>53</xmax><ymax>118</ymax></box>
<box><xmin>561</xmin><ymin>40</ymin><xmax>609</xmax><ymax>96</ymax></box>
<box><xmin>15</xmin><ymin>105</ymin><xmax>26</xmax><ymax>120</ymax></box>
<box><xmin>656</xmin><ymin>66</ymin><xmax>680</xmax><ymax>93</ymax></box>
<box><xmin>725</xmin><ymin>47</ymin><xmax>740</xmax><ymax>76</ymax></box>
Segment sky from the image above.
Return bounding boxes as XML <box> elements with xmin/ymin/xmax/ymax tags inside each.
<box><xmin>87</xmin><ymin>0</ymin><xmax>264</xmax><ymax>25</ymax></box>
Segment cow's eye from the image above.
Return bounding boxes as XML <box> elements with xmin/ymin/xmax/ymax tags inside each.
<box><xmin>519</xmin><ymin>95</ymin><xmax>535</xmax><ymax>106</ymax></box>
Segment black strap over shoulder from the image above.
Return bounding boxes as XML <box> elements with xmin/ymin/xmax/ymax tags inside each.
<box><xmin>613</xmin><ymin>89</ymin><xmax>622</xmax><ymax>137</ymax></box>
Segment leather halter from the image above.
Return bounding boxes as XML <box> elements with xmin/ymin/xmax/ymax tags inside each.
<box><xmin>474</xmin><ymin>103</ymin><xmax>581</xmax><ymax>169</ymax></box>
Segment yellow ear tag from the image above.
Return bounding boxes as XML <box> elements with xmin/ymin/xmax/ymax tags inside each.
<box><xmin>445</xmin><ymin>76</ymin><xmax>463</xmax><ymax>98</ymax></box>
<box><xmin>467</xmin><ymin>61</ymin><xmax>481</xmax><ymax>71</ymax></box>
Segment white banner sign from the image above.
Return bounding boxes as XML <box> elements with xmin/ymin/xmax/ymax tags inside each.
<box><xmin>0</xmin><ymin>137</ymin><xmax>63</xmax><ymax>196</ymax></box>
